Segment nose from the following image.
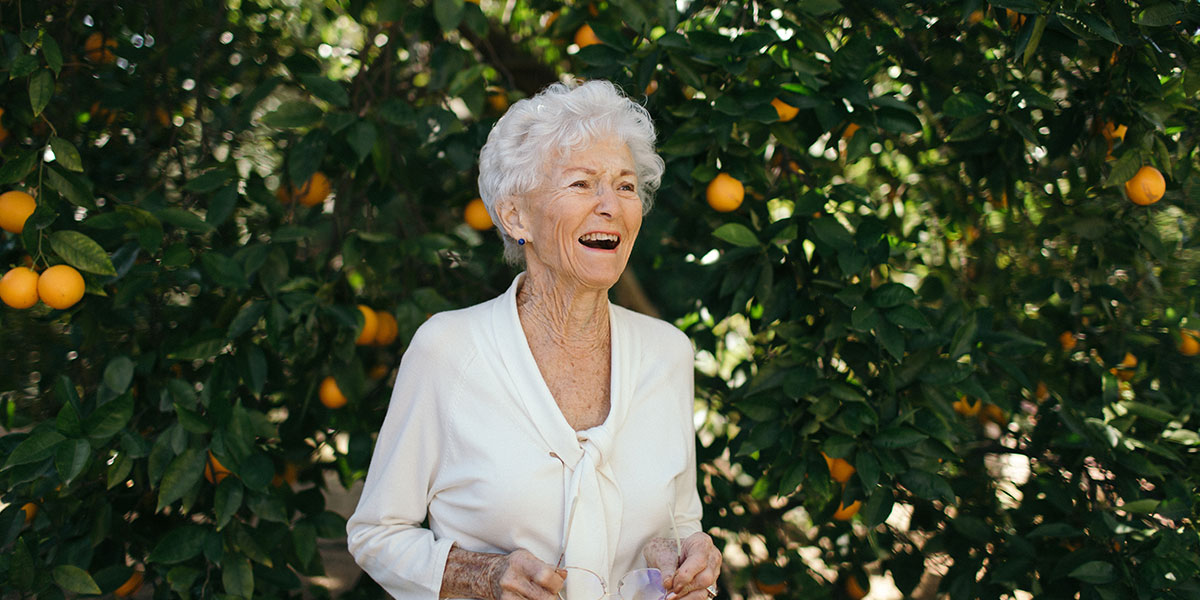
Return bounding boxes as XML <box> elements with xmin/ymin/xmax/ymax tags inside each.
<box><xmin>594</xmin><ymin>185</ymin><xmax>617</xmax><ymax>218</ymax></box>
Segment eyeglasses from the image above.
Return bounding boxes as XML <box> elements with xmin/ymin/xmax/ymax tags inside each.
<box><xmin>551</xmin><ymin>452</ymin><xmax>679</xmax><ymax>600</ymax></box>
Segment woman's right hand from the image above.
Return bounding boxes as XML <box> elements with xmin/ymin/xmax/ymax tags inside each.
<box><xmin>486</xmin><ymin>549</ymin><xmax>567</xmax><ymax>600</ymax></box>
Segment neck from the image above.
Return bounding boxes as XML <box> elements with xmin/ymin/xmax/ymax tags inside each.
<box><xmin>516</xmin><ymin>270</ymin><xmax>610</xmax><ymax>352</ymax></box>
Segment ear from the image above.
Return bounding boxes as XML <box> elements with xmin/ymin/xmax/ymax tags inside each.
<box><xmin>495</xmin><ymin>195</ymin><xmax>530</xmax><ymax>241</ymax></box>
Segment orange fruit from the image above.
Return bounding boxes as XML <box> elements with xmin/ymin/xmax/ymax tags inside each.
<box><xmin>296</xmin><ymin>171</ymin><xmax>332</xmax><ymax>207</ymax></box>
<box><xmin>952</xmin><ymin>395</ymin><xmax>981</xmax><ymax>417</ymax></box>
<box><xmin>19</xmin><ymin>502</ymin><xmax>38</xmax><ymax>524</ymax></box>
<box><xmin>0</xmin><ymin>107</ymin><xmax>8</xmax><ymax>143</ymax></box>
<box><xmin>1124</xmin><ymin>166</ymin><xmax>1165</xmax><ymax>206</ymax></box>
<box><xmin>486</xmin><ymin>87</ymin><xmax>509</xmax><ymax>113</ymax></box>
<box><xmin>272</xmin><ymin>462</ymin><xmax>300</xmax><ymax>487</ymax></box>
<box><xmin>644</xmin><ymin>79</ymin><xmax>659</xmax><ymax>96</ymax></box>
<box><xmin>821</xmin><ymin>452</ymin><xmax>856</xmax><ymax>483</ymax></box>
<box><xmin>844</xmin><ymin>576</ymin><xmax>868</xmax><ymax>600</ymax></box>
<box><xmin>979</xmin><ymin>403</ymin><xmax>1007</xmax><ymax>425</ymax></box>
<box><xmin>368</xmin><ymin>364</ymin><xmax>391</xmax><ymax>379</ymax></box>
<box><xmin>319</xmin><ymin>375</ymin><xmax>348</xmax><ymax>409</ymax></box>
<box><xmin>113</xmin><ymin>569</ymin><xmax>144</xmax><ymax>598</ymax></box>
<box><xmin>1035</xmin><ymin>381</ymin><xmax>1050</xmax><ymax>402</ymax></box>
<box><xmin>464</xmin><ymin>198</ymin><xmax>493</xmax><ymax>231</ymax></box>
<box><xmin>842</xmin><ymin>122</ymin><xmax>860</xmax><ymax>140</ymax></box>
<box><xmin>1101</xmin><ymin>121</ymin><xmax>1127</xmax><ymax>143</ymax></box>
<box><xmin>355</xmin><ymin>305</ymin><xmax>379</xmax><ymax>346</ymax></box>
<box><xmin>1179</xmin><ymin>329</ymin><xmax>1200</xmax><ymax>357</ymax></box>
<box><xmin>754</xmin><ymin>580</ymin><xmax>786</xmax><ymax>595</ymax></box>
<box><xmin>203</xmin><ymin>451</ymin><xmax>232</xmax><ymax>484</ymax></box>
<box><xmin>84</xmin><ymin>32</ymin><xmax>117</xmax><ymax>64</ymax></box>
<box><xmin>1111</xmin><ymin>352</ymin><xmax>1138</xmax><ymax>381</ymax></box>
<box><xmin>1059</xmin><ymin>331</ymin><xmax>1077</xmax><ymax>352</ymax></box>
<box><xmin>832</xmin><ymin>499</ymin><xmax>861</xmax><ymax>521</ymax></box>
<box><xmin>374</xmin><ymin>310</ymin><xmax>399</xmax><ymax>346</ymax></box>
<box><xmin>0</xmin><ymin>190</ymin><xmax>37</xmax><ymax>234</ymax></box>
<box><xmin>770</xmin><ymin>98</ymin><xmax>799</xmax><ymax>122</ymax></box>
<box><xmin>706</xmin><ymin>173</ymin><xmax>744</xmax><ymax>212</ymax></box>
<box><xmin>967</xmin><ymin>9</ymin><xmax>985</xmax><ymax>25</ymax></box>
<box><xmin>574</xmin><ymin>24</ymin><xmax>601</xmax><ymax>48</ymax></box>
<box><xmin>37</xmin><ymin>264</ymin><xmax>85</xmax><ymax>310</ymax></box>
<box><xmin>1</xmin><ymin>267</ymin><xmax>40</xmax><ymax>309</ymax></box>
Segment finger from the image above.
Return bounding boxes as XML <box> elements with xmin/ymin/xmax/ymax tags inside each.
<box><xmin>670</xmin><ymin>553</ymin><xmax>707</xmax><ymax>592</ymax></box>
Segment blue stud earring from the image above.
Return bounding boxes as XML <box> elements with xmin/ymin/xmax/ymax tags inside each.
<box><xmin>518</xmin><ymin>238</ymin><xmax>526</xmax><ymax>245</ymax></box>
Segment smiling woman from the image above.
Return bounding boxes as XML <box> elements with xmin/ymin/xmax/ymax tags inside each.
<box><xmin>346</xmin><ymin>80</ymin><xmax>722</xmax><ymax>600</ymax></box>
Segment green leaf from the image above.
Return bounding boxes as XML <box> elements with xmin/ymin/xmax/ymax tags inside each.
<box><xmin>29</xmin><ymin>69</ymin><xmax>53</xmax><ymax>116</ymax></box>
<box><xmin>0</xmin><ymin>150</ymin><xmax>39</xmax><ymax>185</ymax></box>
<box><xmin>157</xmin><ymin>448</ymin><xmax>207</xmax><ymax>511</ymax></box>
<box><xmin>1117</xmin><ymin>499</ymin><xmax>1160</xmax><ymax>514</ymax></box>
<box><xmin>885</xmin><ymin>305</ymin><xmax>931</xmax><ymax>329</ymax></box>
<box><xmin>168</xmin><ymin>330</ymin><xmax>226</xmax><ymax>360</ymax></box>
<box><xmin>45</xmin><ymin>166</ymin><xmax>98</xmax><ymax>209</ymax></box>
<box><xmin>49</xmin><ymin>137</ymin><xmax>83</xmax><ymax>172</ymax></box>
<box><xmin>872</xmin><ymin>426</ymin><xmax>928</xmax><ymax>448</ymax></box>
<box><xmin>713</xmin><ymin>223</ymin><xmax>760</xmax><ymax>248</ymax></box>
<box><xmin>1135</xmin><ymin>4</ymin><xmax>1187</xmax><ymax>27</ymax></box>
<box><xmin>943</xmin><ymin>92</ymin><xmax>990</xmax><ymax>118</ymax></box>
<box><xmin>49</xmin><ymin>230</ymin><xmax>116</xmax><ymax>275</ymax></box>
<box><xmin>42</xmin><ymin>36</ymin><xmax>64</xmax><ymax>74</ymax></box>
<box><xmin>103</xmin><ymin>355</ymin><xmax>135</xmax><ymax>393</ymax></box>
<box><xmin>52</xmin><ymin>565</ymin><xmax>102</xmax><ymax>595</ymax></box>
<box><xmin>54</xmin><ymin>438</ymin><xmax>91</xmax><ymax>483</ymax></box>
<box><xmin>292</xmin><ymin>521</ymin><xmax>318</xmax><ymax>566</ymax></box>
<box><xmin>298</xmin><ymin>73</ymin><xmax>349</xmax><ymax>107</ymax></box>
<box><xmin>214</xmin><ymin>478</ymin><xmax>244</xmax><ymax>530</ymax></box>
<box><xmin>227</xmin><ymin>301</ymin><xmax>268</xmax><ymax>339</ymax></box>
<box><xmin>1070</xmin><ymin>561</ymin><xmax>1116</xmax><ymax>585</ymax></box>
<box><xmin>809</xmin><ymin>218</ymin><xmax>854</xmax><ymax>251</ymax></box>
<box><xmin>183</xmin><ymin>168</ymin><xmax>235</xmax><ymax>193</ymax></box>
<box><xmin>3</xmin><ymin>427</ymin><xmax>66</xmax><ymax>469</ymax></box>
<box><xmin>56</xmin><ymin>401</ymin><xmax>83</xmax><ymax>438</ymax></box>
<box><xmin>434</xmin><ymin>0</ymin><xmax>466</xmax><ymax>31</ymax></box>
<box><xmin>149</xmin><ymin>525</ymin><xmax>208</xmax><ymax>564</ymax></box>
<box><xmin>222</xmin><ymin>555</ymin><xmax>254</xmax><ymax>598</ymax></box>
<box><xmin>796</xmin><ymin>0</ymin><xmax>842</xmax><ymax>16</ymax></box>
<box><xmin>85</xmin><ymin>393</ymin><xmax>133</xmax><ymax>442</ymax></box>
<box><xmin>345</xmin><ymin>120</ymin><xmax>378</xmax><ymax>164</ymax></box>
<box><xmin>156</xmin><ymin>207</ymin><xmax>216</xmax><ymax>233</ymax></box>
<box><xmin>1104</xmin><ymin>150</ymin><xmax>1142</xmax><ymax>188</ymax></box>
<box><xmin>898</xmin><ymin>468</ymin><xmax>956</xmax><ymax>504</ymax></box>
<box><xmin>871</xmin><ymin>282</ymin><xmax>917</xmax><ymax>308</ymax></box>
<box><xmin>288</xmin><ymin>128</ymin><xmax>329</xmax><ymax>186</ymax></box>
<box><xmin>260</xmin><ymin>101</ymin><xmax>323</xmax><ymax>128</ymax></box>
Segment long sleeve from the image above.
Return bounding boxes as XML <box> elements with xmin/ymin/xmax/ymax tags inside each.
<box><xmin>346</xmin><ymin>319</ymin><xmax>459</xmax><ymax>599</ymax></box>
<box><xmin>669</xmin><ymin>330</ymin><xmax>704</xmax><ymax>540</ymax></box>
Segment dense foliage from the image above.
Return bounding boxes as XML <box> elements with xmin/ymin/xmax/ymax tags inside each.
<box><xmin>1</xmin><ymin>0</ymin><xmax>1198</xmax><ymax>598</ymax></box>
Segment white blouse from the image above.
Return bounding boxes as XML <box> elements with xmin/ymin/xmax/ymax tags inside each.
<box><xmin>346</xmin><ymin>274</ymin><xmax>703</xmax><ymax>599</ymax></box>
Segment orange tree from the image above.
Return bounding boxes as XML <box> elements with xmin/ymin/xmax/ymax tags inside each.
<box><xmin>1</xmin><ymin>1</ymin><xmax>1198</xmax><ymax>599</ymax></box>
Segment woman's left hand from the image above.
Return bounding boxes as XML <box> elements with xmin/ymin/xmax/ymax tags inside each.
<box><xmin>643</xmin><ymin>532</ymin><xmax>721</xmax><ymax>600</ymax></box>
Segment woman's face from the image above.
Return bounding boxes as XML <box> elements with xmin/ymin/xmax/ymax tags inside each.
<box><xmin>516</xmin><ymin>137</ymin><xmax>642</xmax><ymax>292</ymax></box>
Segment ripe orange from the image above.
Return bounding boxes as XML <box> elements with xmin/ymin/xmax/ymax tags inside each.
<box><xmin>770</xmin><ymin>98</ymin><xmax>799</xmax><ymax>122</ymax></box>
<box><xmin>1</xmin><ymin>267</ymin><xmax>40</xmax><ymax>309</ymax></box>
<box><xmin>1059</xmin><ymin>331</ymin><xmax>1077</xmax><ymax>352</ymax></box>
<box><xmin>368</xmin><ymin>364</ymin><xmax>391</xmax><ymax>379</ymax></box>
<box><xmin>464</xmin><ymin>198</ymin><xmax>493</xmax><ymax>231</ymax></box>
<box><xmin>113</xmin><ymin>569</ymin><xmax>144</xmax><ymax>598</ymax></box>
<box><xmin>967</xmin><ymin>9</ymin><xmax>984</xmax><ymax>25</ymax></box>
<box><xmin>0</xmin><ymin>107</ymin><xmax>8</xmax><ymax>143</ymax></box>
<box><xmin>319</xmin><ymin>375</ymin><xmax>348</xmax><ymax>409</ymax></box>
<box><xmin>1124</xmin><ymin>166</ymin><xmax>1165</xmax><ymax>206</ymax></box>
<box><xmin>297</xmin><ymin>171</ymin><xmax>332</xmax><ymax>207</ymax></box>
<box><xmin>821</xmin><ymin>452</ymin><xmax>856</xmax><ymax>483</ymax></box>
<box><xmin>706</xmin><ymin>173</ymin><xmax>744</xmax><ymax>212</ymax></box>
<box><xmin>19</xmin><ymin>502</ymin><xmax>38</xmax><ymax>524</ymax></box>
<box><xmin>754</xmin><ymin>579</ymin><xmax>786</xmax><ymax>595</ymax></box>
<box><xmin>37</xmin><ymin>264</ymin><xmax>85</xmax><ymax>310</ymax></box>
<box><xmin>355</xmin><ymin>305</ymin><xmax>379</xmax><ymax>346</ymax></box>
<box><xmin>1036</xmin><ymin>381</ymin><xmax>1050</xmax><ymax>402</ymax></box>
<box><xmin>952</xmin><ymin>396</ymin><xmax>981</xmax><ymax>417</ymax></box>
<box><xmin>1111</xmin><ymin>352</ymin><xmax>1138</xmax><ymax>381</ymax></box>
<box><xmin>84</xmin><ymin>32</ymin><xmax>117</xmax><ymax>64</ymax></box>
<box><xmin>842</xmin><ymin>122</ymin><xmax>860</xmax><ymax>140</ymax></box>
<box><xmin>374</xmin><ymin>310</ymin><xmax>399</xmax><ymax>346</ymax></box>
<box><xmin>1101</xmin><ymin>121</ymin><xmax>1127</xmax><ymax>143</ymax></box>
<box><xmin>844</xmin><ymin>576</ymin><xmax>868</xmax><ymax>600</ymax></box>
<box><xmin>203</xmin><ymin>451</ymin><xmax>232</xmax><ymax>484</ymax></box>
<box><xmin>0</xmin><ymin>190</ymin><xmax>36</xmax><ymax>234</ymax></box>
<box><xmin>272</xmin><ymin>462</ymin><xmax>300</xmax><ymax>487</ymax></box>
<box><xmin>979</xmin><ymin>403</ymin><xmax>1007</xmax><ymax>425</ymax></box>
<box><xmin>644</xmin><ymin>79</ymin><xmax>659</xmax><ymax>96</ymax></box>
<box><xmin>574</xmin><ymin>24</ymin><xmax>601</xmax><ymax>48</ymax></box>
<box><xmin>1179</xmin><ymin>329</ymin><xmax>1200</xmax><ymax>357</ymax></box>
<box><xmin>832</xmin><ymin>499</ymin><xmax>861</xmax><ymax>521</ymax></box>
<box><xmin>486</xmin><ymin>87</ymin><xmax>509</xmax><ymax>113</ymax></box>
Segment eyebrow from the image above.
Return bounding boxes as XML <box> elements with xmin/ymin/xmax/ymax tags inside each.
<box><xmin>563</xmin><ymin>167</ymin><xmax>637</xmax><ymax>177</ymax></box>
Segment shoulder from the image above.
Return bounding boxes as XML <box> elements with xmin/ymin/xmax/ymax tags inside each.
<box><xmin>612</xmin><ymin>305</ymin><xmax>692</xmax><ymax>362</ymax></box>
<box><xmin>405</xmin><ymin>295</ymin><xmax>501</xmax><ymax>363</ymax></box>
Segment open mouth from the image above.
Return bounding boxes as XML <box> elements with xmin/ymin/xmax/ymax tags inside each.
<box><xmin>579</xmin><ymin>232</ymin><xmax>620</xmax><ymax>250</ymax></box>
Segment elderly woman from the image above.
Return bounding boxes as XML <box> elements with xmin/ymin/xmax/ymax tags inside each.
<box><xmin>346</xmin><ymin>80</ymin><xmax>721</xmax><ymax>600</ymax></box>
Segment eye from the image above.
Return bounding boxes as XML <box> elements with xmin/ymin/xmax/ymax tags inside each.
<box><xmin>570</xmin><ymin>180</ymin><xmax>589</xmax><ymax>189</ymax></box>
<box><xmin>618</xmin><ymin>183</ymin><xmax>636</xmax><ymax>192</ymax></box>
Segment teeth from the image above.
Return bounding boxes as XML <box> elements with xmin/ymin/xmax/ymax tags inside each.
<box><xmin>579</xmin><ymin>232</ymin><xmax>619</xmax><ymax>242</ymax></box>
